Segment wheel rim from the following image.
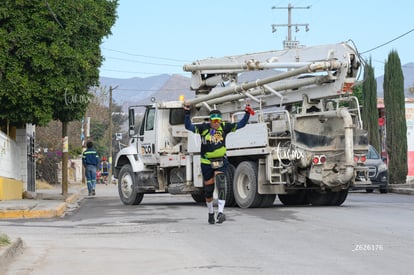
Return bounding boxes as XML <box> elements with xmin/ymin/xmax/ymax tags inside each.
<box><xmin>236</xmin><ymin>173</ymin><xmax>250</xmax><ymax>200</ymax></box>
<box><xmin>120</xmin><ymin>173</ymin><xmax>133</xmax><ymax>198</ymax></box>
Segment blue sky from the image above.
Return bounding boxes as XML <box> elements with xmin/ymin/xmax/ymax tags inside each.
<box><xmin>100</xmin><ymin>0</ymin><xmax>414</xmax><ymax>79</ymax></box>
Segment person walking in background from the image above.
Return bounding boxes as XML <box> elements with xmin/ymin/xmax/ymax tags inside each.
<box><xmin>184</xmin><ymin>103</ymin><xmax>254</xmax><ymax>224</ymax></box>
<box><xmin>82</xmin><ymin>141</ymin><xmax>99</xmax><ymax>196</ymax></box>
<box><xmin>100</xmin><ymin>156</ymin><xmax>110</xmax><ymax>185</ymax></box>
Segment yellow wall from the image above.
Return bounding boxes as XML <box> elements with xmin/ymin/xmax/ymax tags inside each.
<box><xmin>0</xmin><ymin>177</ymin><xmax>23</xmax><ymax>200</ymax></box>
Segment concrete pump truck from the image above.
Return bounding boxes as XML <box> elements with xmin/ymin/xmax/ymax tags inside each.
<box><xmin>113</xmin><ymin>41</ymin><xmax>370</xmax><ymax>208</ymax></box>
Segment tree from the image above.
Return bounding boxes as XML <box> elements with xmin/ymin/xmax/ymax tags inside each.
<box><xmin>0</xmin><ymin>1</ymin><xmax>119</xmax><ymax>194</ymax></box>
<box><xmin>383</xmin><ymin>50</ymin><xmax>407</xmax><ymax>184</ymax></box>
<box><xmin>35</xmin><ymin>89</ymin><xmax>127</xmax><ymax>185</ymax></box>
<box><xmin>362</xmin><ymin>58</ymin><xmax>380</xmax><ymax>153</ymax></box>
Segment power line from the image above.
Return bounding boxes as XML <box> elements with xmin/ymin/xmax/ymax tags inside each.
<box><xmin>361</xmin><ymin>28</ymin><xmax>414</xmax><ymax>54</ymax></box>
<box><xmin>105</xmin><ymin>56</ymin><xmax>182</xmax><ymax>67</ymax></box>
<box><xmin>101</xmin><ymin>47</ymin><xmax>191</xmax><ymax>63</ymax></box>
<box><xmin>114</xmin><ymin>87</ymin><xmax>188</xmax><ymax>92</ymax></box>
<box><xmin>100</xmin><ymin>68</ymin><xmax>186</xmax><ymax>76</ymax></box>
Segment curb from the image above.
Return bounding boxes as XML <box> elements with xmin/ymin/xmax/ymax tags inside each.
<box><xmin>389</xmin><ymin>188</ymin><xmax>414</xmax><ymax>195</ymax></box>
<box><xmin>0</xmin><ymin>193</ymin><xmax>81</xmax><ymax>219</ymax></box>
<box><xmin>0</xmin><ymin>203</ymin><xmax>67</xmax><ymax>219</ymax></box>
<box><xmin>0</xmin><ymin>237</ymin><xmax>24</xmax><ymax>273</ymax></box>
<box><xmin>65</xmin><ymin>193</ymin><xmax>80</xmax><ymax>204</ymax></box>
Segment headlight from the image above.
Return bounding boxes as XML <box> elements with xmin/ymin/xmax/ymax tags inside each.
<box><xmin>377</xmin><ymin>163</ymin><xmax>387</xmax><ymax>173</ymax></box>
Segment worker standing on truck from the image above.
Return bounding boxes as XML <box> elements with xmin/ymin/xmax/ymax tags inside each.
<box><xmin>184</xmin><ymin>103</ymin><xmax>254</xmax><ymax>224</ymax></box>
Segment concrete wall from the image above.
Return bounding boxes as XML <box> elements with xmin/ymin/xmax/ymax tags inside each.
<box><xmin>15</xmin><ymin>127</ymin><xmax>31</xmax><ymax>186</ymax></box>
<box><xmin>0</xmin><ymin>130</ymin><xmax>23</xmax><ymax>200</ymax></box>
<box><xmin>69</xmin><ymin>158</ymin><xmax>83</xmax><ymax>184</ymax></box>
<box><xmin>57</xmin><ymin>158</ymin><xmax>83</xmax><ymax>184</ymax></box>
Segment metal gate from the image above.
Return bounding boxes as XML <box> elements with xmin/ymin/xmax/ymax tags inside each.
<box><xmin>27</xmin><ymin>134</ymin><xmax>36</xmax><ymax>192</ymax></box>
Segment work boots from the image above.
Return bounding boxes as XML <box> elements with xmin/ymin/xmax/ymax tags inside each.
<box><xmin>216</xmin><ymin>212</ymin><xmax>226</xmax><ymax>224</ymax></box>
<box><xmin>208</xmin><ymin>213</ymin><xmax>215</xmax><ymax>224</ymax></box>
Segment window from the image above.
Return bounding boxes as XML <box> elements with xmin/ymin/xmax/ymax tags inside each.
<box><xmin>145</xmin><ymin>108</ymin><xmax>155</xmax><ymax>131</ymax></box>
<box><xmin>368</xmin><ymin>145</ymin><xmax>380</xmax><ymax>159</ymax></box>
<box><xmin>170</xmin><ymin>108</ymin><xmax>185</xmax><ymax>125</ymax></box>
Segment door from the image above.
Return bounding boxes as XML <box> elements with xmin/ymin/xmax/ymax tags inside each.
<box><xmin>138</xmin><ymin>107</ymin><xmax>158</xmax><ymax>164</ymax></box>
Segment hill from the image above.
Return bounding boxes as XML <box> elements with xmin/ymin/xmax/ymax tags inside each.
<box><xmin>99</xmin><ymin>74</ymin><xmax>192</xmax><ymax>111</ymax></box>
<box><xmin>376</xmin><ymin>62</ymin><xmax>414</xmax><ymax>98</ymax></box>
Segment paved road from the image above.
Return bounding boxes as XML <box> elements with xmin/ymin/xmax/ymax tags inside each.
<box><xmin>1</xmin><ymin>185</ymin><xmax>413</xmax><ymax>275</ymax></box>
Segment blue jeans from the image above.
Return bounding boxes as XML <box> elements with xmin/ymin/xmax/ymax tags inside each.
<box><xmin>85</xmin><ymin>165</ymin><xmax>97</xmax><ymax>193</ymax></box>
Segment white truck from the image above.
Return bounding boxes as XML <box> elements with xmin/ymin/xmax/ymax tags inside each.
<box><xmin>113</xmin><ymin>41</ymin><xmax>369</xmax><ymax>208</ymax></box>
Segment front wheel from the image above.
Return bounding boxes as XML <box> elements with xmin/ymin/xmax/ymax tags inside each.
<box><xmin>118</xmin><ymin>164</ymin><xmax>144</xmax><ymax>205</ymax></box>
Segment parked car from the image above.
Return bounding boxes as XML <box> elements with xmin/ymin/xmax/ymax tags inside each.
<box><xmin>354</xmin><ymin>145</ymin><xmax>388</xmax><ymax>193</ymax></box>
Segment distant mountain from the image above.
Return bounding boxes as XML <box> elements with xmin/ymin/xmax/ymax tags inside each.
<box><xmin>141</xmin><ymin>74</ymin><xmax>193</xmax><ymax>104</ymax></box>
<box><xmin>99</xmin><ymin>74</ymin><xmax>171</xmax><ymax>110</ymax></box>
<box><xmin>98</xmin><ymin>70</ymin><xmax>284</xmax><ymax>110</ymax></box>
<box><xmin>376</xmin><ymin>62</ymin><xmax>414</xmax><ymax>98</ymax></box>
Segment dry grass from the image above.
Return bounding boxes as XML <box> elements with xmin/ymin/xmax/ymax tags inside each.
<box><xmin>0</xmin><ymin>233</ymin><xmax>11</xmax><ymax>247</ymax></box>
<box><xmin>36</xmin><ymin>180</ymin><xmax>55</xmax><ymax>190</ymax></box>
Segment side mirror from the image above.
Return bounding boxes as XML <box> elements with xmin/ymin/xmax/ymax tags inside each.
<box><xmin>128</xmin><ymin>108</ymin><xmax>135</xmax><ymax>136</ymax></box>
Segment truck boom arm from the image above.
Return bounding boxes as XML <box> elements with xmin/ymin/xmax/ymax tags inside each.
<box><xmin>183</xmin><ymin>42</ymin><xmax>360</xmax><ymax>111</ymax></box>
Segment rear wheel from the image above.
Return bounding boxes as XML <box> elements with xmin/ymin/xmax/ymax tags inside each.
<box><xmin>306</xmin><ymin>189</ymin><xmax>334</xmax><ymax>206</ymax></box>
<box><xmin>260</xmin><ymin>194</ymin><xmax>276</xmax><ymax>207</ymax></box>
<box><xmin>118</xmin><ymin>164</ymin><xmax>144</xmax><ymax>205</ymax></box>
<box><xmin>307</xmin><ymin>188</ymin><xmax>348</xmax><ymax>206</ymax></box>
<box><xmin>329</xmin><ymin>189</ymin><xmax>349</xmax><ymax>206</ymax></box>
<box><xmin>233</xmin><ymin>161</ymin><xmax>263</xmax><ymax>208</ymax></box>
<box><xmin>278</xmin><ymin>190</ymin><xmax>309</xmax><ymax>206</ymax></box>
<box><xmin>224</xmin><ymin>164</ymin><xmax>237</xmax><ymax>207</ymax></box>
<box><xmin>191</xmin><ymin>192</ymin><xmax>205</xmax><ymax>203</ymax></box>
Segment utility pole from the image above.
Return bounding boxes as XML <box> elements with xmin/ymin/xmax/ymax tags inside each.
<box><xmin>271</xmin><ymin>3</ymin><xmax>310</xmax><ymax>49</ymax></box>
<box><xmin>108</xmin><ymin>85</ymin><xmax>118</xmax><ymax>184</ymax></box>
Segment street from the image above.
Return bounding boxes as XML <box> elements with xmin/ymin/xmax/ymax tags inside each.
<box><xmin>1</xmin><ymin>184</ymin><xmax>413</xmax><ymax>275</ymax></box>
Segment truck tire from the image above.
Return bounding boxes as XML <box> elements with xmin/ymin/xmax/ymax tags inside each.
<box><xmin>278</xmin><ymin>190</ymin><xmax>309</xmax><ymax>206</ymax></box>
<box><xmin>191</xmin><ymin>192</ymin><xmax>205</xmax><ymax>203</ymax></box>
<box><xmin>306</xmin><ymin>189</ymin><xmax>333</xmax><ymax>206</ymax></box>
<box><xmin>224</xmin><ymin>164</ymin><xmax>237</xmax><ymax>207</ymax></box>
<box><xmin>259</xmin><ymin>194</ymin><xmax>276</xmax><ymax>207</ymax></box>
<box><xmin>329</xmin><ymin>189</ymin><xmax>348</xmax><ymax>206</ymax></box>
<box><xmin>118</xmin><ymin>164</ymin><xmax>144</xmax><ymax>205</ymax></box>
<box><xmin>233</xmin><ymin>161</ymin><xmax>263</xmax><ymax>208</ymax></box>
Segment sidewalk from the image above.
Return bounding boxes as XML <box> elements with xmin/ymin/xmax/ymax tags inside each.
<box><xmin>0</xmin><ymin>182</ymin><xmax>116</xmax><ymax>273</ymax></box>
<box><xmin>0</xmin><ymin>183</ymin><xmax>85</xmax><ymax>219</ymax></box>
<box><xmin>388</xmin><ymin>183</ymin><xmax>414</xmax><ymax>195</ymax></box>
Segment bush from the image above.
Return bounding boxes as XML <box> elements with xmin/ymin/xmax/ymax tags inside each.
<box><xmin>0</xmin><ymin>233</ymin><xmax>11</xmax><ymax>247</ymax></box>
<box><xmin>36</xmin><ymin>150</ymin><xmax>62</xmax><ymax>184</ymax></box>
